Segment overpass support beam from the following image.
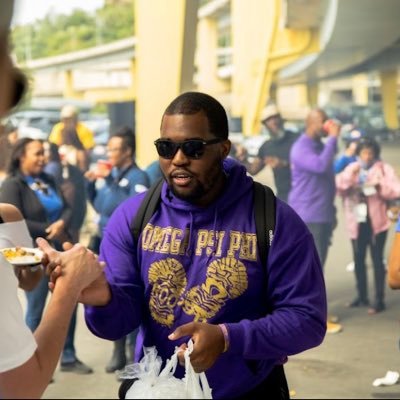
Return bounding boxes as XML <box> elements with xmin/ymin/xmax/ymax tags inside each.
<box><xmin>306</xmin><ymin>82</ymin><xmax>319</xmax><ymax>108</ymax></box>
<box><xmin>134</xmin><ymin>0</ymin><xmax>199</xmax><ymax>167</ymax></box>
<box><xmin>352</xmin><ymin>74</ymin><xmax>369</xmax><ymax>106</ymax></box>
<box><xmin>380</xmin><ymin>69</ymin><xmax>399</xmax><ymax>131</ymax></box>
<box><xmin>196</xmin><ymin>17</ymin><xmax>229</xmax><ymax>95</ymax></box>
<box><xmin>231</xmin><ymin>0</ymin><xmax>319</xmax><ymax>136</ymax></box>
<box><xmin>62</xmin><ymin>70</ymin><xmax>82</xmax><ymax>99</ymax></box>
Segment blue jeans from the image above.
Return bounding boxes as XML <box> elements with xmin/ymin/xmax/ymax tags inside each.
<box><xmin>25</xmin><ymin>275</ymin><xmax>77</xmax><ymax>364</ymax></box>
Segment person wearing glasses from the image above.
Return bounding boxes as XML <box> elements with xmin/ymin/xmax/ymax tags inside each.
<box><xmin>84</xmin><ymin>127</ymin><xmax>149</xmax><ymax>373</ymax></box>
<box><xmin>64</xmin><ymin>92</ymin><xmax>328</xmax><ymax>399</ymax></box>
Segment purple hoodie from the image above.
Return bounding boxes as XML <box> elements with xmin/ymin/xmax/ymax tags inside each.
<box><xmin>85</xmin><ymin>158</ymin><xmax>326</xmax><ymax>398</ymax></box>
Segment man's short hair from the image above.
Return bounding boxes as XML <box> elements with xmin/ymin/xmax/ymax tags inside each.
<box><xmin>110</xmin><ymin>127</ymin><xmax>136</xmax><ymax>156</ymax></box>
<box><xmin>163</xmin><ymin>91</ymin><xmax>229</xmax><ymax>140</ymax></box>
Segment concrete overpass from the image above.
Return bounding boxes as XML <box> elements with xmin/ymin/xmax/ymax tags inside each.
<box><xmin>21</xmin><ymin>0</ymin><xmax>400</xmax><ymax>166</ymax></box>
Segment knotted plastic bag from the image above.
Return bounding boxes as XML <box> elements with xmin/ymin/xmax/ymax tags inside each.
<box><xmin>119</xmin><ymin>340</ymin><xmax>212</xmax><ymax>399</ymax></box>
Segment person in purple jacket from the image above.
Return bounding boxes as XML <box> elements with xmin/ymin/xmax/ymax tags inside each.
<box><xmin>288</xmin><ymin>109</ymin><xmax>342</xmax><ymax>334</ymax></box>
<box><xmin>78</xmin><ymin>92</ymin><xmax>326</xmax><ymax>399</ymax></box>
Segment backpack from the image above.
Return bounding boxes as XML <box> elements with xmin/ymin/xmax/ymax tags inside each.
<box><xmin>129</xmin><ymin>178</ymin><xmax>276</xmax><ymax>266</ymax></box>
<box><xmin>126</xmin><ymin>178</ymin><xmax>288</xmax><ymax>399</ymax></box>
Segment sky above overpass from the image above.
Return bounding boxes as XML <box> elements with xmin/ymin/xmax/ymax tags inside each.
<box><xmin>12</xmin><ymin>0</ymin><xmax>104</xmax><ymax>25</ymax></box>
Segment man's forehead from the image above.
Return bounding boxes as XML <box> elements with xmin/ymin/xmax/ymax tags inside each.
<box><xmin>161</xmin><ymin>113</ymin><xmax>210</xmax><ymax>135</ymax></box>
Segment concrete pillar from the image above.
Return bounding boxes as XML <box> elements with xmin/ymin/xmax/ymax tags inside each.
<box><xmin>307</xmin><ymin>82</ymin><xmax>319</xmax><ymax>108</ymax></box>
<box><xmin>134</xmin><ymin>0</ymin><xmax>199</xmax><ymax>167</ymax></box>
<box><xmin>352</xmin><ymin>74</ymin><xmax>369</xmax><ymax>106</ymax></box>
<box><xmin>196</xmin><ymin>17</ymin><xmax>228</xmax><ymax>95</ymax></box>
<box><xmin>380</xmin><ymin>69</ymin><xmax>399</xmax><ymax>130</ymax></box>
<box><xmin>62</xmin><ymin>69</ymin><xmax>81</xmax><ymax>99</ymax></box>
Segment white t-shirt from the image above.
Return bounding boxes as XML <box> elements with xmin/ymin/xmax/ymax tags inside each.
<box><xmin>0</xmin><ymin>220</ymin><xmax>37</xmax><ymax>373</ymax></box>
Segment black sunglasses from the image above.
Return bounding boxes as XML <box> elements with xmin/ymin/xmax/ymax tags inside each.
<box><xmin>154</xmin><ymin>138</ymin><xmax>223</xmax><ymax>159</ymax></box>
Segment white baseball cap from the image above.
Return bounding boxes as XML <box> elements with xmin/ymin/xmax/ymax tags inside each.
<box><xmin>260</xmin><ymin>104</ymin><xmax>280</xmax><ymax>122</ymax></box>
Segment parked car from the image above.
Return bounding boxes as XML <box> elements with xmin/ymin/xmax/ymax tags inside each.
<box><xmin>6</xmin><ymin>110</ymin><xmax>60</xmax><ymax>140</ymax></box>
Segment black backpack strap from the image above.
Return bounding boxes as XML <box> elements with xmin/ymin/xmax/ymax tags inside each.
<box><xmin>253</xmin><ymin>181</ymin><xmax>276</xmax><ymax>266</ymax></box>
<box><xmin>130</xmin><ymin>178</ymin><xmax>164</xmax><ymax>242</ymax></box>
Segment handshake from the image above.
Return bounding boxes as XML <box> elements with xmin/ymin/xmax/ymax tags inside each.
<box><xmin>37</xmin><ymin>238</ymin><xmax>111</xmax><ymax>306</ymax></box>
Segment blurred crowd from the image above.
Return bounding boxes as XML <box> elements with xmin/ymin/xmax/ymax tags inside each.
<box><xmin>1</xmin><ymin>0</ymin><xmax>400</xmax><ymax>395</ymax></box>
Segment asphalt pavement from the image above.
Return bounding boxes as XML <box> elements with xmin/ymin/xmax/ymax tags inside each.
<box><xmin>22</xmin><ymin>138</ymin><xmax>400</xmax><ymax>399</ymax></box>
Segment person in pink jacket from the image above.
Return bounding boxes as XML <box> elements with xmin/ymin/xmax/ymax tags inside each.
<box><xmin>336</xmin><ymin>137</ymin><xmax>400</xmax><ymax>314</ymax></box>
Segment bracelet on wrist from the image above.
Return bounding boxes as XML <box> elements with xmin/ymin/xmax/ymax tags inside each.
<box><xmin>218</xmin><ymin>323</ymin><xmax>230</xmax><ymax>353</ymax></box>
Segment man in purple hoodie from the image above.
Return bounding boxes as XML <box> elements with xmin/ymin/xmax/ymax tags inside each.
<box><xmin>82</xmin><ymin>92</ymin><xmax>327</xmax><ymax>398</ymax></box>
<box><xmin>288</xmin><ymin>109</ymin><xmax>341</xmax><ymax>334</ymax></box>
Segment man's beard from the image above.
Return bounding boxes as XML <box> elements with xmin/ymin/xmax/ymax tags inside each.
<box><xmin>167</xmin><ymin>159</ymin><xmax>224</xmax><ymax>203</ymax></box>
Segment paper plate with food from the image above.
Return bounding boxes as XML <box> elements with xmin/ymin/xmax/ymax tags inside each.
<box><xmin>0</xmin><ymin>246</ymin><xmax>43</xmax><ymax>267</ymax></box>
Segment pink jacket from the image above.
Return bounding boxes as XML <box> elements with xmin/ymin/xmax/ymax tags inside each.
<box><xmin>336</xmin><ymin>160</ymin><xmax>400</xmax><ymax>239</ymax></box>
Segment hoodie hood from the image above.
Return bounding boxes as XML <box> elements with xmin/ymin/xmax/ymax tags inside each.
<box><xmin>159</xmin><ymin>157</ymin><xmax>253</xmax><ymax>214</ymax></box>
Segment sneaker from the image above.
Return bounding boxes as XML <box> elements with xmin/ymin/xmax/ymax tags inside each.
<box><xmin>327</xmin><ymin>321</ymin><xmax>342</xmax><ymax>334</ymax></box>
<box><xmin>60</xmin><ymin>359</ymin><xmax>93</xmax><ymax>374</ymax></box>
<box><xmin>328</xmin><ymin>314</ymin><xmax>340</xmax><ymax>323</ymax></box>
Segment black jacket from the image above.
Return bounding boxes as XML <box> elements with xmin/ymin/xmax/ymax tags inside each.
<box><xmin>0</xmin><ymin>172</ymin><xmax>72</xmax><ymax>239</ymax></box>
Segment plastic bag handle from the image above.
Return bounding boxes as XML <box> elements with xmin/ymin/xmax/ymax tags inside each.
<box><xmin>183</xmin><ymin>340</ymin><xmax>212</xmax><ymax>399</ymax></box>
<box><xmin>159</xmin><ymin>352</ymin><xmax>179</xmax><ymax>378</ymax></box>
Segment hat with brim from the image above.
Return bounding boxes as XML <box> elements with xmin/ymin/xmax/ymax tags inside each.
<box><xmin>60</xmin><ymin>104</ymin><xmax>78</xmax><ymax>119</ymax></box>
<box><xmin>261</xmin><ymin>104</ymin><xmax>280</xmax><ymax>122</ymax></box>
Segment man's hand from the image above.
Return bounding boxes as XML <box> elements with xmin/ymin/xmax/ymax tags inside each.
<box><xmin>168</xmin><ymin>322</ymin><xmax>225</xmax><ymax>373</ymax></box>
<box><xmin>37</xmin><ymin>237</ymin><xmax>106</xmax><ymax>299</ymax></box>
<box><xmin>265</xmin><ymin>156</ymin><xmax>287</xmax><ymax>169</ymax></box>
<box><xmin>45</xmin><ymin>219</ymin><xmax>65</xmax><ymax>240</ymax></box>
<box><xmin>43</xmin><ymin>240</ymin><xmax>111</xmax><ymax>306</ymax></box>
<box><xmin>324</xmin><ymin>119</ymin><xmax>341</xmax><ymax>138</ymax></box>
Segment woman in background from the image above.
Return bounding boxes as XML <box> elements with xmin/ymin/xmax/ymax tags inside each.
<box><xmin>0</xmin><ymin>138</ymin><xmax>93</xmax><ymax>374</ymax></box>
<box><xmin>336</xmin><ymin>137</ymin><xmax>400</xmax><ymax>314</ymax></box>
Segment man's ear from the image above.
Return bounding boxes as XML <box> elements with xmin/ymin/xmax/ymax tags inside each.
<box><xmin>221</xmin><ymin>139</ymin><xmax>231</xmax><ymax>159</ymax></box>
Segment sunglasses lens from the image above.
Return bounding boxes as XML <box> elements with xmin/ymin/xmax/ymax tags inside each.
<box><xmin>182</xmin><ymin>140</ymin><xmax>205</xmax><ymax>159</ymax></box>
<box><xmin>155</xmin><ymin>141</ymin><xmax>177</xmax><ymax>159</ymax></box>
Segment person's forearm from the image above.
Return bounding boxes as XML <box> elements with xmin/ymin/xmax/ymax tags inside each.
<box><xmin>0</xmin><ymin>281</ymin><xmax>79</xmax><ymax>399</ymax></box>
<box><xmin>31</xmin><ymin>283</ymin><xmax>79</xmax><ymax>396</ymax></box>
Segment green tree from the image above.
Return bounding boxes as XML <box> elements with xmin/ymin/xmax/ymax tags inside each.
<box><xmin>11</xmin><ymin>1</ymin><xmax>134</xmax><ymax>63</ymax></box>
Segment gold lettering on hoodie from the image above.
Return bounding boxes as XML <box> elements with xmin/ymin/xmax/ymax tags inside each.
<box><xmin>142</xmin><ymin>226</ymin><xmax>256</xmax><ymax>261</ymax></box>
<box><xmin>195</xmin><ymin>230</ymin><xmax>225</xmax><ymax>256</ymax></box>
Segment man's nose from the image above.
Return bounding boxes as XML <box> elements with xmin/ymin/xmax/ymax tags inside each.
<box><xmin>172</xmin><ymin>148</ymin><xmax>189</xmax><ymax>164</ymax></box>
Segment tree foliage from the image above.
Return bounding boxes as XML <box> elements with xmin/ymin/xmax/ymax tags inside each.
<box><xmin>11</xmin><ymin>1</ymin><xmax>134</xmax><ymax>63</ymax></box>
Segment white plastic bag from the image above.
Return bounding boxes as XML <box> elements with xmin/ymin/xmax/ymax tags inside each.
<box><xmin>119</xmin><ymin>340</ymin><xmax>212</xmax><ymax>399</ymax></box>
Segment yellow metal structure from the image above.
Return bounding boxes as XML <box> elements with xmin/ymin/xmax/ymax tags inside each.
<box><xmin>230</xmin><ymin>0</ymin><xmax>319</xmax><ymax>135</ymax></box>
<box><xmin>134</xmin><ymin>0</ymin><xmax>199</xmax><ymax>167</ymax></box>
<box><xmin>380</xmin><ymin>69</ymin><xmax>399</xmax><ymax>130</ymax></box>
